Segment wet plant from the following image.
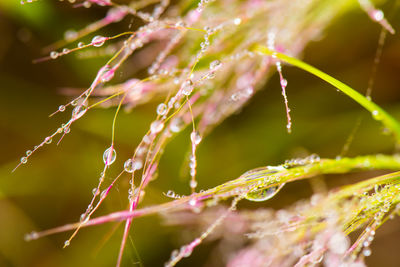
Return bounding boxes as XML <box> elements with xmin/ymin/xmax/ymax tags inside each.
<box><xmin>13</xmin><ymin>0</ymin><xmax>400</xmax><ymax>266</ymax></box>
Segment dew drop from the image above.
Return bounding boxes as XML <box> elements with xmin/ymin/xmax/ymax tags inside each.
<box><xmin>156</xmin><ymin>103</ymin><xmax>167</xmax><ymax>116</ymax></box>
<box><xmin>170</xmin><ymin>117</ymin><xmax>184</xmax><ymax>133</ymax></box>
<box><xmin>372</xmin><ymin>10</ymin><xmax>384</xmax><ymax>21</ymax></box>
<box><xmin>45</xmin><ymin>137</ymin><xmax>52</xmax><ymax>144</ymax></box>
<box><xmin>245</xmin><ymin>184</ymin><xmax>284</xmax><ymax>202</ymax></box>
<box><xmin>77</xmin><ymin>42</ymin><xmax>85</xmax><ymax>48</ymax></box>
<box><xmin>190</xmin><ymin>131</ymin><xmax>202</xmax><ymax>145</ymax></box>
<box><xmin>124</xmin><ymin>159</ymin><xmax>134</xmax><ymax>173</ymax></box>
<box><xmin>50</xmin><ymin>51</ymin><xmax>59</xmax><ymax>59</ymax></box>
<box><xmin>150</xmin><ymin>120</ymin><xmax>164</xmax><ymax>134</ymax></box>
<box><xmin>372</xmin><ymin>110</ymin><xmax>381</xmax><ymax>120</ymax></box>
<box><xmin>280</xmin><ymin>78</ymin><xmax>288</xmax><ymax>87</ymax></box>
<box><xmin>190</xmin><ymin>180</ymin><xmax>198</xmax><ymax>188</ymax></box>
<box><xmin>92</xmin><ymin>188</ymin><xmax>99</xmax><ymax>196</ymax></box>
<box><xmin>58</xmin><ymin>105</ymin><xmax>66</xmax><ymax>112</ymax></box>
<box><xmin>64</xmin><ymin>240</ymin><xmax>70</xmax><ymax>247</ymax></box>
<box><xmin>103</xmin><ymin>146</ymin><xmax>116</xmax><ymax>166</ymax></box>
<box><xmin>182</xmin><ymin>80</ymin><xmax>194</xmax><ymax>96</ymax></box>
<box><xmin>21</xmin><ymin>157</ymin><xmax>28</xmax><ymax>164</ymax></box>
<box><xmin>209</xmin><ymin>60</ymin><xmax>222</xmax><ymax>70</ymax></box>
<box><xmin>92</xmin><ymin>35</ymin><xmax>106</xmax><ymax>47</ymax></box>
<box><xmin>363</xmin><ymin>248</ymin><xmax>372</xmax><ymax>257</ymax></box>
<box><xmin>233</xmin><ymin>17</ymin><xmax>242</xmax><ymax>25</ymax></box>
<box><xmin>24</xmin><ymin>231</ymin><xmax>38</xmax><ymax>241</ymax></box>
<box><xmin>72</xmin><ymin>104</ymin><xmax>88</xmax><ymax>119</ymax></box>
<box><xmin>26</xmin><ymin>150</ymin><xmax>32</xmax><ymax>156</ymax></box>
<box><xmin>64</xmin><ymin>29</ymin><xmax>77</xmax><ymax>41</ymax></box>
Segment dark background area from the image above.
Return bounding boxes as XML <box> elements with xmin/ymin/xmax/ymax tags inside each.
<box><xmin>1</xmin><ymin>1</ymin><xmax>400</xmax><ymax>266</ymax></box>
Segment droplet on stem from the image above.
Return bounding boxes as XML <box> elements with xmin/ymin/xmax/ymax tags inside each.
<box><xmin>103</xmin><ymin>146</ymin><xmax>116</xmax><ymax>166</ymax></box>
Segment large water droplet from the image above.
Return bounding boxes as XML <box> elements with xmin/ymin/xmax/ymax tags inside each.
<box><xmin>72</xmin><ymin>104</ymin><xmax>88</xmax><ymax>119</ymax></box>
<box><xmin>156</xmin><ymin>103</ymin><xmax>167</xmax><ymax>116</ymax></box>
<box><xmin>182</xmin><ymin>80</ymin><xmax>194</xmax><ymax>96</ymax></box>
<box><xmin>91</xmin><ymin>35</ymin><xmax>106</xmax><ymax>47</ymax></box>
<box><xmin>245</xmin><ymin>184</ymin><xmax>284</xmax><ymax>202</ymax></box>
<box><xmin>150</xmin><ymin>120</ymin><xmax>164</xmax><ymax>134</ymax></box>
<box><xmin>103</xmin><ymin>146</ymin><xmax>116</xmax><ymax>166</ymax></box>
<box><xmin>190</xmin><ymin>131</ymin><xmax>202</xmax><ymax>145</ymax></box>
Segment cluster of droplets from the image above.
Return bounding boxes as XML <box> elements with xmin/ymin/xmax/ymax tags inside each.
<box><xmin>283</xmin><ymin>154</ymin><xmax>320</xmax><ymax>168</ymax></box>
<box><xmin>189</xmin><ymin>131</ymin><xmax>202</xmax><ymax>191</ymax></box>
<box><xmin>165</xmin><ymin>190</ymin><xmax>185</xmax><ymax>199</ymax></box>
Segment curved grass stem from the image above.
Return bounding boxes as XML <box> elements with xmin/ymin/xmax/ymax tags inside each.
<box><xmin>252</xmin><ymin>44</ymin><xmax>400</xmax><ymax>140</ymax></box>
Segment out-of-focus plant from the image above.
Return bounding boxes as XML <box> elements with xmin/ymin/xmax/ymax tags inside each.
<box><xmin>15</xmin><ymin>0</ymin><xmax>400</xmax><ymax>266</ymax></box>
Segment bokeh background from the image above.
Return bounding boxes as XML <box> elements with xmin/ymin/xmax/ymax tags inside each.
<box><xmin>1</xmin><ymin>1</ymin><xmax>400</xmax><ymax>266</ymax></box>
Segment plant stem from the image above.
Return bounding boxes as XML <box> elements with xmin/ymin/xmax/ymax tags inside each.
<box><xmin>252</xmin><ymin>44</ymin><xmax>400</xmax><ymax>140</ymax></box>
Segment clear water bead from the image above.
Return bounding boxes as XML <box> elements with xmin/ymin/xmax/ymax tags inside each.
<box><xmin>92</xmin><ymin>35</ymin><xmax>106</xmax><ymax>47</ymax></box>
<box><xmin>21</xmin><ymin>157</ymin><xmax>28</xmax><ymax>164</ymax></box>
<box><xmin>58</xmin><ymin>105</ymin><xmax>66</xmax><ymax>112</ymax></box>
<box><xmin>182</xmin><ymin>80</ymin><xmax>194</xmax><ymax>96</ymax></box>
<box><xmin>50</xmin><ymin>51</ymin><xmax>59</xmax><ymax>59</ymax></box>
<box><xmin>150</xmin><ymin>120</ymin><xmax>164</xmax><ymax>134</ymax></box>
<box><xmin>72</xmin><ymin>104</ymin><xmax>87</xmax><ymax>119</ymax></box>
<box><xmin>209</xmin><ymin>60</ymin><xmax>221</xmax><ymax>70</ymax></box>
<box><xmin>245</xmin><ymin>184</ymin><xmax>284</xmax><ymax>202</ymax></box>
<box><xmin>190</xmin><ymin>131</ymin><xmax>202</xmax><ymax>145</ymax></box>
<box><xmin>124</xmin><ymin>159</ymin><xmax>134</xmax><ymax>173</ymax></box>
<box><xmin>170</xmin><ymin>117</ymin><xmax>184</xmax><ymax>133</ymax></box>
<box><xmin>103</xmin><ymin>146</ymin><xmax>116</xmax><ymax>166</ymax></box>
<box><xmin>156</xmin><ymin>103</ymin><xmax>167</xmax><ymax>116</ymax></box>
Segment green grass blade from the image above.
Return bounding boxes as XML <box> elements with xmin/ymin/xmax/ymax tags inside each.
<box><xmin>252</xmin><ymin>44</ymin><xmax>400</xmax><ymax>140</ymax></box>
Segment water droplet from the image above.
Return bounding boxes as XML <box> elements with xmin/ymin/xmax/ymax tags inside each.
<box><xmin>372</xmin><ymin>10</ymin><xmax>384</xmax><ymax>21</ymax></box>
<box><xmin>363</xmin><ymin>248</ymin><xmax>371</xmax><ymax>257</ymax></box>
<box><xmin>64</xmin><ymin>127</ymin><xmax>70</xmax><ymax>134</ymax></box>
<box><xmin>83</xmin><ymin>0</ymin><xmax>91</xmax><ymax>8</ymax></box>
<box><xmin>64</xmin><ymin>29</ymin><xmax>77</xmax><ymax>41</ymax></box>
<box><xmin>72</xmin><ymin>104</ymin><xmax>87</xmax><ymax>119</ymax></box>
<box><xmin>150</xmin><ymin>120</ymin><xmax>164</xmax><ymax>134</ymax></box>
<box><xmin>166</xmin><ymin>190</ymin><xmax>175</xmax><ymax>198</ymax></box>
<box><xmin>24</xmin><ymin>231</ymin><xmax>38</xmax><ymax>241</ymax></box>
<box><xmin>233</xmin><ymin>17</ymin><xmax>242</xmax><ymax>25</ymax></box>
<box><xmin>182</xmin><ymin>80</ymin><xmax>194</xmax><ymax>96</ymax></box>
<box><xmin>58</xmin><ymin>105</ymin><xmax>66</xmax><ymax>112</ymax></box>
<box><xmin>190</xmin><ymin>131</ymin><xmax>202</xmax><ymax>145</ymax></box>
<box><xmin>209</xmin><ymin>60</ymin><xmax>221</xmax><ymax>70</ymax></box>
<box><xmin>190</xmin><ymin>180</ymin><xmax>198</xmax><ymax>188</ymax></box>
<box><xmin>124</xmin><ymin>159</ymin><xmax>134</xmax><ymax>173</ymax></box>
<box><xmin>64</xmin><ymin>240</ymin><xmax>70</xmax><ymax>247</ymax></box>
<box><xmin>245</xmin><ymin>184</ymin><xmax>284</xmax><ymax>202</ymax></box>
<box><xmin>50</xmin><ymin>51</ymin><xmax>59</xmax><ymax>59</ymax></box>
<box><xmin>26</xmin><ymin>150</ymin><xmax>32</xmax><ymax>156</ymax></box>
<box><xmin>103</xmin><ymin>146</ymin><xmax>116</xmax><ymax>166</ymax></box>
<box><xmin>92</xmin><ymin>35</ymin><xmax>106</xmax><ymax>47</ymax></box>
<box><xmin>170</xmin><ymin>117</ymin><xmax>184</xmax><ymax>133</ymax></box>
<box><xmin>77</xmin><ymin>42</ymin><xmax>85</xmax><ymax>48</ymax></box>
<box><xmin>92</xmin><ymin>188</ymin><xmax>99</xmax><ymax>196</ymax></box>
<box><xmin>372</xmin><ymin>110</ymin><xmax>381</xmax><ymax>120</ymax></box>
<box><xmin>157</xmin><ymin>103</ymin><xmax>167</xmax><ymax>116</ymax></box>
<box><xmin>45</xmin><ymin>137</ymin><xmax>52</xmax><ymax>144</ymax></box>
<box><xmin>280</xmin><ymin>78</ymin><xmax>288</xmax><ymax>87</ymax></box>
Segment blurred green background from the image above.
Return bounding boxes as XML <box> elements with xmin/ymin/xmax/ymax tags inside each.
<box><xmin>1</xmin><ymin>1</ymin><xmax>400</xmax><ymax>266</ymax></box>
